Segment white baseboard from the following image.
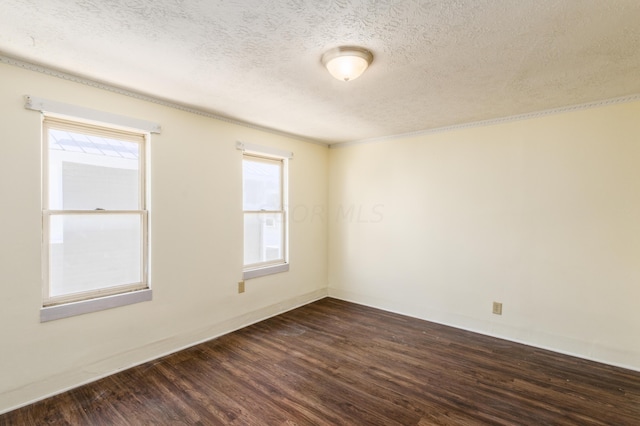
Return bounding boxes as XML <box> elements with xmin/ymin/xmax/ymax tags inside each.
<box><xmin>328</xmin><ymin>287</ymin><xmax>640</xmax><ymax>373</ymax></box>
<box><xmin>0</xmin><ymin>288</ymin><xmax>328</xmax><ymax>415</ymax></box>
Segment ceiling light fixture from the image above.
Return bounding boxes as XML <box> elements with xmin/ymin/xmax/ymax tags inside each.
<box><xmin>321</xmin><ymin>46</ymin><xmax>373</xmax><ymax>82</ymax></box>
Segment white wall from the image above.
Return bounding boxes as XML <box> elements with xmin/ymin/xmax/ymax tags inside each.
<box><xmin>328</xmin><ymin>101</ymin><xmax>640</xmax><ymax>371</ymax></box>
<box><xmin>0</xmin><ymin>62</ymin><xmax>328</xmax><ymax>413</ymax></box>
<box><xmin>2</xmin><ymin>57</ymin><xmax>639</xmax><ymax>414</ymax></box>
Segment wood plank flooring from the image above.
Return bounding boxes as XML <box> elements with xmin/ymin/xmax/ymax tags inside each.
<box><xmin>2</xmin><ymin>298</ymin><xmax>639</xmax><ymax>425</ymax></box>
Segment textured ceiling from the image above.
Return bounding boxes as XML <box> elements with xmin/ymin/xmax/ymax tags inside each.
<box><xmin>1</xmin><ymin>0</ymin><xmax>639</xmax><ymax>144</ymax></box>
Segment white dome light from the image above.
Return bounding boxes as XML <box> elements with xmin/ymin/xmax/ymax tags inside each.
<box><xmin>321</xmin><ymin>46</ymin><xmax>373</xmax><ymax>82</ymax></box>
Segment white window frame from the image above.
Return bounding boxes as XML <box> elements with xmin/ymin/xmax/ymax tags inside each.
<box><xmin>238</xmin><ymin>142</ymin><xmax>291</xmax><ymax>280</ymax></box>
<box><xmin>35</xmin><ymin>106</ymin><xmax>156</xmax><ymax>322</ymax></box>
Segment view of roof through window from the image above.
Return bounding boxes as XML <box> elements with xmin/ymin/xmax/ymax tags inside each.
<box><xmin>49</xmin><ymin>129</ymin><xmax>139</xmax><ymax>159</ymax></box>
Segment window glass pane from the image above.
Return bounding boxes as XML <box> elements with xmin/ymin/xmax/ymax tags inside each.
<box><xmin>48</xmin><ymin>128</ymin><xmax>140</xmax><ymax>210</ymax></box>
<box><xmin>49</xmin><ymin>214</ymin><xmax>142</xmax><ymax>297</ymax></box>
<box><xmin>243</xmin><ymin>157</ymin><xmax>281</xmax><ymax>211</ymax></box>
<box><xmin>243</xmin><ymin>212</ymin><xmax>284</xmax><ymax>266</ymax></box>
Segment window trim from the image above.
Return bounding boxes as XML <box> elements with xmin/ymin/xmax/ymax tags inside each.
<box><xmin>243</xmin><ymin>154</ymin><xmax>286</xmax><ymax>270</ymax></box>
<box><xmin>238</xmin><ymin>142</ymin><xmax>292</xmax><ymax>280</ymax></box>
<box><xmin>25</xmin><ymin>95</ymin><xmax>161</xmax><ymax>134</ymax></box>
<box><xmin>243</xmin><ymin>263</ymin><xmax>290</xmax><ymax>280</ymax></box>
<box><xmin>40</xmin><ymin>289</ymin><xmax>153</xmax><ymax>322</ymax></box>
<box><xmin>42</xmin><ymin>211</ymin><xmax>149</xmax><ymax>306</ymax></box>
<box><xmin>39</xmin><ymin>113</ymin><xmax>153</xmax><ymax>320</ymax></box>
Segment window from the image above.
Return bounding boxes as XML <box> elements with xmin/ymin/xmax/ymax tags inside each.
<box><xmin>242</xmin><ymin>150</ymin><xmax>289</xmax><ymax>279</ymax></box>
<box><xmin>41</xmin><ymin>116</ymin><xmax>150</xmax><ymax>320</ymax></box>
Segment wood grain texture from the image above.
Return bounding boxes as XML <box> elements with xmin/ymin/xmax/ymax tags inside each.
<box><xmin>2</xmin><ymin>298</ymin><xmax>639</xmax><ymax>425</ymax></box>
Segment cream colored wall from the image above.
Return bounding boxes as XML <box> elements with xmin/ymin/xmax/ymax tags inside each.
<box><xmin>2</xmin><ymin>57</ymin><xmax>639</xmax><ymax>413</ymax></box>
<box><xmin>0</xmin><ymin>62</ymin><xmax>328</xmax><ymax>413</ymax></box>
<box><xmin>328</xmin><ymin>101</ymin><xmax>640</xmax><ymax>371</ymax></box>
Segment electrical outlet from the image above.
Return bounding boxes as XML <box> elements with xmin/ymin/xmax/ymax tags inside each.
<box><xmin>238</xmin><ymin>281</ymin><xmax>245</xmax><ymax>294</ymax></box>
<box><xmin>492</xmin><ymin>302</ymin><xmax>502</xmax><ymax>315</ymax></box>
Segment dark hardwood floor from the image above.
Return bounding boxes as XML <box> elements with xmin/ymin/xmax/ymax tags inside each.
<box><xmin>2</xmin><ymin>298</ymin><xmax>639</xmax><ymax>425</ymax></box>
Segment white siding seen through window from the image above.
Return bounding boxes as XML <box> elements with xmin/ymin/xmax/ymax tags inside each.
<box><xmin>42</xmin><ymin>117</ymin><xmax>149</xmax><ymax>315</ymax></box>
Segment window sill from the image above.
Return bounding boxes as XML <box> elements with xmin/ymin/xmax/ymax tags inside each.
<box><xmin>243</xmin><ymin>263</ymin><xmax>289</xmax><ymax>280</ymax></box>
<box><xmin>40</xmin><ymin>288</ymin><xmax>152</xmax><ymax>322</ymax></box>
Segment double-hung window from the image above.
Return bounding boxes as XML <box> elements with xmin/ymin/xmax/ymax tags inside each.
<box><xmin>242</xmin><ymin>146</ymin><xmax>290</xmax><ymax>279</ymax></box>
<box><xmin>41</xmin><ymin>116</ymin><xmax>150</xmax><ymax>320</ymax></box>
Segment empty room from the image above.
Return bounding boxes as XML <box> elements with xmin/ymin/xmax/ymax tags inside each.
<box><xmin>1</xmin><ymin>1</ymin><xmax>639</xmax><ymax>424</ymax></box>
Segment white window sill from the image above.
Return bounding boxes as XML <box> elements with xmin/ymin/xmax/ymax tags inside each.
<box><xmin>40</xmin><ymin>289</ymin><xmax>152</xmax><ymax>322</ymax></box>
<box><xmin>243</xmin><ymin>263</ymin><xmax>289</xmax><ymax>280</ymax></box>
